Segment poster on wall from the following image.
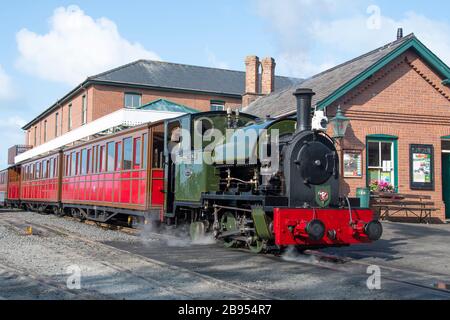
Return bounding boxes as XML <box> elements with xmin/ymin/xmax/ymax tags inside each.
<box><xmin>410</xmin><ymin>144</ymin><xmax>434</xmax><ymax>190</ymax></box>
<box><xmin>343</xmin><ymin>151</ymin><xmax>362</xmax><ymax>178</ymax></box>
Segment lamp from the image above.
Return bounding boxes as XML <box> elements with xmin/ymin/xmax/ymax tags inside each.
<box><xmin>330</xmin><ymin>106</ymin><xmax>350</xmax><ymax>139</ymax></box>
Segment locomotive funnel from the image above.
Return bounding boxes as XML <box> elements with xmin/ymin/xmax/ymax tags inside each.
<box><xmin>293</xmin><ymin>88</ymin><xmax>315</xmax><ymax>133</ymax></box>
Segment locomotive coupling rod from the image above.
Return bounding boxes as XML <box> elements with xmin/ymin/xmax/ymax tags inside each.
<box><xmin>212</xmin><ymin>204</ymin><xmax>252</xmax><ymax>213</ymax></box>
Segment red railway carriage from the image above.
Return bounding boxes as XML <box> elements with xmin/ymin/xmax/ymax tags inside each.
<box><xmin>20</xmin><ymin>152</ymin><xmax>62</xmax><ymax>212</ymax></box>
<box><xmin>61</xmin><ymin>121</ymin><xmax>166</xmax><ymax>221</ymax></box>
<box><xmin>0</xmin><ymin>169</ymin><xmax>8</xmax><ymax>206</ymax></box>
<box><xmin>6</xmin><ymin>165</ymin><xmax>21</xmax><ymax>206</ymax></box>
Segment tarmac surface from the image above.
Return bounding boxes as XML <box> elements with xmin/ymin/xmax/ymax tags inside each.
<box><xmin>0</xmin><ymin>211</ymin><xmax>449</xmax><ymax>300</ymax></box>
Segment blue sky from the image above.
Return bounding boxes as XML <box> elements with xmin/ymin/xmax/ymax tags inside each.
<box><xmin>1</xmin><ymin>0</ymin><xmax>450</xmax><ymax>167</ymax></box>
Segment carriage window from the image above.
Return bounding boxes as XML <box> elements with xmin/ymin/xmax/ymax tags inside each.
<box><xmin>152</xmin><ymin>132</ymin><xmax>164</xmax><ymax>169</ymax></box>
<box><xmin>42</xmin><ymin>160</ymin><xmax>48</xmax><ymax>179</ymax></box>
<box><xmin>143</xmin><ymin>133</ymin><xmax>148</xmax><ymax>169</ymax></box>
<box><xmin>123</xmin><ymin>138</ymin><xmax>132</xmax><ymax>170</ymax></box>
<box><xmin>71</xmin><ymin>152</ymin><xmax>76</xmax><ymax>176</ymax></box>
<box><xmin>107</xmin><ymin>142</ymin><xmax>115</xmax><ymax>172</ymax></box>
<box><xmin>65</xmin><ymin>155</ymin><xmax>69</xmax><ymax>176</ymax></box>
<box><xmin>134</xmin><ymin>137</ymin><xmax>141</xmax><ymax>169</ymax></box>
<box><xmin>116</xmin><ymin>142</ymin><xmax>122</xmax><ymax>171</ymax></box>
<box><xmin>81</xmin><ymin>149</ymin><xmax>88</xmax><ymax>175</ymax></box>
<box><xmin>36</xmin><ymin>162</ymin><xmax>41</xmax><ymax>179</ymax></box>
<box><xmin>100</xmin><ymin>146</ymin><xmax>105</xmax><ymax>172</ymax></box>
<box><xmin>49</xmin><ymin>159</ymin><xmax>54</xmax><ymax>178</ymax></box>
<box><xmin>31</xmin><ymin>164</ymin><xmax>34</xmax><ymax>180</ymax></box>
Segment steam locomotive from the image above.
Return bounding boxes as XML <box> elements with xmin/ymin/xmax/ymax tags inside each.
<box><xmin>2</xmin><ymin>88</ymin><xmax>382</xmax><ymax>253</ymax></box>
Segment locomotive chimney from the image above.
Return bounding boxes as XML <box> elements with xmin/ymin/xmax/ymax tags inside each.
<box><xmin>293</xmin><ymin>88</ymin><xmax>315</xmax><ymax>132</ymax></box>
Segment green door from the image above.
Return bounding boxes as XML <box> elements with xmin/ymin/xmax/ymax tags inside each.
<box><xmin>442</xmin><ymin>153</ymin><xmax>450</xmax><ymax>219</ymax></box>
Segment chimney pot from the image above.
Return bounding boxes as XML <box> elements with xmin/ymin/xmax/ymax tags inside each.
<box><xmin>397</xmin><ymin>27</ymin><xmax>403</xmax><ymax>40</ymax></box>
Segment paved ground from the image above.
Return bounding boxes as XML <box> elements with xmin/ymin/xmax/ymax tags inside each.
<box><xmin>0</xmin><ymin>210</ymin><xmax>449</xmax><ymax>300</ymax></box>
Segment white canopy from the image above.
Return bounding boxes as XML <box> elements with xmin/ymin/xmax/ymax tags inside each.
<box><xmin>15</xmin><ymin>108</ymin><xmax>184</xmax><ymax>164</ymax></box>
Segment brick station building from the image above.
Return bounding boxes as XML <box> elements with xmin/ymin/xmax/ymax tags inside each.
<box><xmin>245</xmin><ymin>32</ymin><xmax>450</xmax><ymax>222</ymax></box>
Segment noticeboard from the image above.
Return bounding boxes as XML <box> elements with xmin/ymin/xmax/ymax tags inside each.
<box><xmin>410</xmin><ymin>144</ymin><xmax>434</xmax><ymax>190</ymax></box>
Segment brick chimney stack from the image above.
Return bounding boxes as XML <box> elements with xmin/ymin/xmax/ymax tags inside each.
<box><xmin>242</xmin><ymin>55</ymin><xmax>260</xmax><ymax>107</ymax></box>
<box><xmin>261</xmin><ymin>57</ymin><xmax>276</xmax><ymax>95</ymax></box>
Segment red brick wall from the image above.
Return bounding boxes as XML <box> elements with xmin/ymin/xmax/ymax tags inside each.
<box><xmin>327</xmin><ymin>50</ymin><xmax>450</xmax><ymax>222</ymax></box>
<box><xmin>91</xmin><ymin>84</ymin><xmax>241</xmax><ymax>119</ymax></box>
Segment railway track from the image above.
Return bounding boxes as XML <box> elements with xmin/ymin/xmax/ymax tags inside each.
<box><xmin>0</xmin><ymin>216</ymin><xmax>278</xmax><ymax>300</ymax></box>
<box><xmin>1</xmin><ymin>212</ymin><xmax>449</xmax><ymax>299</ymax></box>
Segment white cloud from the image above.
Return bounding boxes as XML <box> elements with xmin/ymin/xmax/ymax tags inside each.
<box><xmin>16</xmin><ymin>5</ymin><xmax>161</xmax><ymax>86</ymax></box>
<box><xmin>255</xmin><ymin>0</ymin><xmax>450</xmax><ymax>78</ymax></box>
<box><xmin>205</xmin><ymin>48</ymin><xmax>230</xmax><ymax>69</ymax></box>
<box><xmin>0</xmin><ymin>65</ymin><xmax>14</xmax><ymax>100</ymax></box>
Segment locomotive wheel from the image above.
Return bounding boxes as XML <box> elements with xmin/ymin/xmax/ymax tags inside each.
<box><xmin>189</xmin><ymin>222</ymin><xmax>206</xmax><ymax>241</ymax></box>
<box><xmin>221</xmin><ymin>212</ymin><xmax>237</xmax><ymax>248</ymax></box>
<box><xmin>248</xmin><ymin>237</ymin><xmax>264</xmax><ymax>254</ymax></box>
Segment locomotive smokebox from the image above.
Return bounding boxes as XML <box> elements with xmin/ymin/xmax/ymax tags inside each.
<box><xmin>293</xmin><ymin>88</ymin><xmax>315</xmax><ymax>133</ymax></box>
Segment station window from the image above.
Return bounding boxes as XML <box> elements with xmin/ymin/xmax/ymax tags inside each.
<box><xmin>123</xmin><ymin>138</ymin><xmax>132</xmax><ymax>170</ymax></box>
<box><xmin>107</xmin><ymin>142</ymin><xmax>115</xmax><ymax>172</ymax></box>
<box><xmin>81</xmin><ymin>149</ymin><xmax>88</xmax><ymax>175</ymax></box>
<box><xmin>116</xmin><ymin>142</ymin><xmax>122</xmax><ymax>171</ymax></box>
<box><xmin>124</xmin><ymin>93</ymin><xmax>142</xmax><ymax>109</ymax></box>
<box><xmin>82</xmin><ymin>95</ymin><xmax>88</xmax><ymax>125</ymax></box>
<box><xmin>210</xmin><ymin>100</ymin><xmax>225</xmax><ymax>111</ymax></box>
<box><xmin>134</xmin><ymin>137</ymin><xmax>141</xmax><ymax>169</ymax></box>
<box><xmin>366</xmin><ymin>135</ymin><xmax>398</xmax><ymax>190</ymax></box>
<box><xmin>68</xmin><ymin>104</ymin><xmax>73</xmax><ymax>131</ymax></box>
<box><xmin>143</xmin><ymin>133</ymin><xmax>148</xmax><ymax>169</ymax></box>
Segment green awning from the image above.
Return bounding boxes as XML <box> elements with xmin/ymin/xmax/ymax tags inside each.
<box><xmin>138</xmin><ymin>99</ymin><xmax>198</xmax><ymax>114</ymax></box>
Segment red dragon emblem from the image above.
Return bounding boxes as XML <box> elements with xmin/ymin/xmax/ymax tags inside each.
<box><xmin>318</xmin><ymin>191</ymin><xmax>329</xmax><ymax>202</ymax></box>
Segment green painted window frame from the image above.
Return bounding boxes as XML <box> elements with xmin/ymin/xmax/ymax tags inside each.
<box><xmin>210</xmin><ymin>100</ymin><xmax>225</xmax><ymax>111</ymax></box>
<box><xmin>366</xmin><ymin>134</ymin><xmax>399</xmax><ymax>192</ymax></box>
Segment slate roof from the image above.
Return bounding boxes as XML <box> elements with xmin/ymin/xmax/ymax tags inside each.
<box><xmin>138</xmin><ymin>99</ymin><xmax>198</xmax><ymax>114</ymax></box>
<box><xmin>244</xmin><ymin>34</ymin><xmax>417</xmax><ymax>118</ymax></box>
<box><xmin>89</xmin><ymin>59</ymin><xmax>302</xmax><ymax>96</ymax></box>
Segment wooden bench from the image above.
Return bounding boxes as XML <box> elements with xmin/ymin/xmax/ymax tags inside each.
<box><xmin>370</xmin><ymin>192</ymin><xmax>438</xmax><ymax>223</ymax></box>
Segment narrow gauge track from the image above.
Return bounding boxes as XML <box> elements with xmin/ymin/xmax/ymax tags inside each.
<box><xmin>0</xmin><ymin>216</ymin><xmax>278</xmax><ymax>300</ymax></box>
<box><xmin>3</xmin><ymin>213</ymin><xmax>450</xmax><ymax>299</ymax></box>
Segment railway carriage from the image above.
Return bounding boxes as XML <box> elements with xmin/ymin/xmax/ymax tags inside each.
<box><xmin>20</xmin><ymin>152</ymin><xmax>62</xmax><ymax>213</ymax></box>
<box><xmin>0</xmin><ymin>169</ymin><xmax>7</xmax><ymax>207</ymax></box>
<box><xmin>6</xmin><ymin>165</ymin><xmax>21</xmax><ymax>208</ymax></box>
<box><xmin>60</xmin><ymin>122</ymin><xmax>166</xmax><ymax>222</ymax></box>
